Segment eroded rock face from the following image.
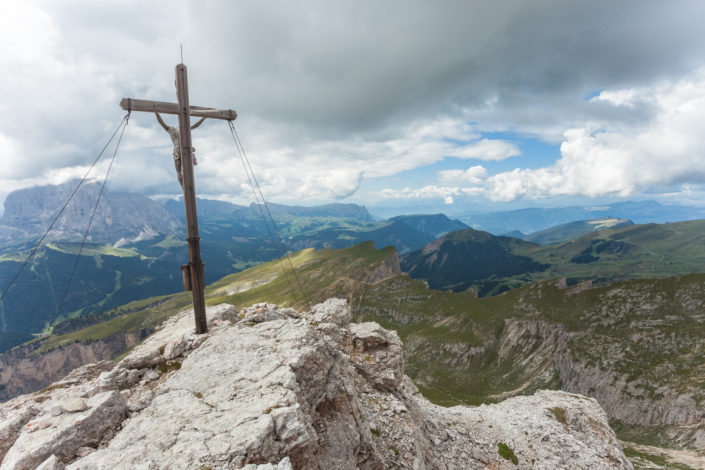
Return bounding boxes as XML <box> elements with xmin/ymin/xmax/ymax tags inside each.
<box><xmin>0</xmin><ymin>299</ymin><xmax>632</xmax><ymax>469</ymax></box>
<box><xmin>0</xmin><ymin>181</ymin><xmax>181</xmax><ymax>245</ymax></box>
<box><xmin>364</xmin><ymin>250</ymin><xmax>401</xmax><ymax>284</ymax></box>
<box><xmin>0</xmin><ymin>332</ymin><xmax>149</xmax><ymax>402</ymax></box>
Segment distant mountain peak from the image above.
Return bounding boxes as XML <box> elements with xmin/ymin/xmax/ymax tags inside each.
<box><xmin>0</xmin><ymin>181</ymin><xmax>181</xmax><ymax>246</ymax></box>
<box><xmin>389</xmin><ymin>214</ymin><xmax>468</xmax><ymax>238</ymax></box>
<box><xmin>462</xmin><ymin>200</ymin><xmax>705</xmax><ymax>235</ymax></box>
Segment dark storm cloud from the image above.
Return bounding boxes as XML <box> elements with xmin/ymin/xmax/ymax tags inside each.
<box><xmin>176</xmin><ymin>0</ymin><xmax>705</xmax><ymax>133</ymax></box>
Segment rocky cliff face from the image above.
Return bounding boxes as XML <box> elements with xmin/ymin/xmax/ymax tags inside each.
<box><xmin>0</xmin><ymin>300</ymin><xmax>631</xmax><ymax>469</ymax></box>
<box><xmin>363</xmin><ymin>249</ymin><xmax>401</xmax><ymax>284</ymax></box>
<box><xmin>0</xmin><ymin>181</ymin><xmax>181</xmax><ymax>246</ymax></box>
<box><xmin>483</xmin><ymin>315</ymin><xmax>705</xmax><ymax>449</ymax></box>
<box><xmin>0</xmin><ymin>331</ymin><xmax>151</xmax><ymax>402</ymax></box>
<box><xmin>362</xmin><ymin>274</ymin><xmax>705</xmax><ymax>452</ymax></box>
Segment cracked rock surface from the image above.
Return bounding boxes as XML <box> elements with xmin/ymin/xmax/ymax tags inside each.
<box><xmin>0</xmin><ymin>299</ymin><xmax>632</xmax><ymax>469</ymax></box>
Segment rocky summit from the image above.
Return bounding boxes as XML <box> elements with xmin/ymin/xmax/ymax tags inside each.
<box><xmin>0</xmin><ymin>299</ymin><xmax>632</xmax><ymax>469</ymax></box>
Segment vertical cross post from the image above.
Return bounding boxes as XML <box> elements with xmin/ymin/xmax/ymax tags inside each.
<box><xmin>120</xmin><ymin>65</ymin><xmax>236</xmax><ymax>334</ymax></box>
<box><xmin>175</xmin><ymin>64</ymin><xmax>208</xmax><ymax>334</ymax></box>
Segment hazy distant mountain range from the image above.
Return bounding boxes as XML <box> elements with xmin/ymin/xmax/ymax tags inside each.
<box><xmin>460</xmin><ymin>200</ymin><xmax>705</xmax><ymax>234</ymax></box>
<box><xmin>163</xmin><ymin>198</ymin><xmax>375</xmax><ymax>223</ymax></box>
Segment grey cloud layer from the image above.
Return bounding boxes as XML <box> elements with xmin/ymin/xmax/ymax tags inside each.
<box><xmin>1</xmin><ymin>0</ymin><xmax>705</xmax><ymax>207</ymax></box>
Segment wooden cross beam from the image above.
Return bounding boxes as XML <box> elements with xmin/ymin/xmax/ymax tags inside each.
<box><xmin>119</xmin><ymin>98</ymin><xmax>237</xmax><ymax>121</ymax></box>
<box><xmin>120</xmin><ymin>63</ymin><xmax>237</xmax><ymax>334</ymax></box>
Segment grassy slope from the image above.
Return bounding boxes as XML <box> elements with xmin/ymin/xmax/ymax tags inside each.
<box><xmin>523</xmin><ymin>220</ymin><xmax>705</xmax><ymax>280</ymax></box>
<box><xmin>524</xmin><ymin>218</ymin><xmax>633</xmax><ymax>245</ymax></box>
<box><xmin>357</xmin><ymin>271</ymin><xmax>705</xmax><ymax>458</ymax></box>
<box><xmin>0</xmin><ymin>241</ymin><xmax>189</xmax><ymax>339</ymax></box>
<box><xmin>36</xmin><ymin>242</ymin><xmax>394</xmax><ymax>353</ymax></box>
<box><xmin>1</xmin><ymin>212</ymin><xmax>432</xmax><ymax>353</ymax></box>
<box><xmin>401</xmin><ymin>229</ymin><xmax>549</xmax><ymax>295</ymax></box>
<box><xmin>279</xmin><ymin>217</ymin><xmax>434</xmax><ymax>254</ymax></box>
<box><xmin>38</xmin><ymin>236</ymin><xmax>705</xmax><ymax>410</ymax></box>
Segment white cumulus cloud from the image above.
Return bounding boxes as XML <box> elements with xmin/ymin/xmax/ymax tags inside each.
<box><xmin>380</xmin><ymin>185</ymin><xmax>460</xmax><ymax>200</ymax></box>
<box><xmin>378</xmin><ymin>68</ymin><xmax>705</xmax><ymax>204</ymax></box>
<box><xmin>485</xmin><ymin>68</ymin><xmax>705</xmax><ymax>201</ymax></box>
<box><xmin>438</xmin><ymin>165</ymin><xmax>488</xmax><ymax>185</ymax></box>
<box><xmin>451</xmin><ymin>139</ymin><xmax>520</xmax><ymax>161</ymax></box>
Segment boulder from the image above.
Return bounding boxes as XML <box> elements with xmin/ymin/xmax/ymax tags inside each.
<box><xmin>60</xmin><ymin>398</ymin><xmax>87</xmax><ymax>413</ymax></box>
<box><xmin>310</xmin><ymin>298</ymin><xmax>351</xmax><ymax>326</ymax></box>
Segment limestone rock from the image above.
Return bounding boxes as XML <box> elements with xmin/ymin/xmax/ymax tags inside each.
<box><xmin>0</xmin><ymin>391</ymin><xmax>126</xmax><ymax>470</ymax></box>
<box><xmin>0</xmin><ymin>181</ymin><xmax>180</xmax><ymax>246</ymax></box>
<box><xmin>310</xmin><ymin>298</ymin><xmax>351</xmax><ymax>326</ymax></box>
<box><xmin>363</xmin><ymin>249</ymin><xmax>401</xmax><ymax>284</ymax></box>
<box><xmin>0</xmin><ymin>301</ymin><xmax>631</xmax><ymax>470</ymax></box>
<box><xmin>350</xmin><ymin>322</ymin><xmax>404</xmax><ymax>391</ymax></box>
<box><xmin>0</xmin><ymin>341</ymin><xmax>131</xmax><ymax>403</ymax></box>
<box><xmin>60</xmin><ymin>398</ymin><xmax>88</xmax><ymax>413</ymax></box>
<box><xmin>0</xmin><ymin>404</ymin><xmax>38</xmax><ymax>462</ymax></box>
<box><xmin>36</xmin><ymin>454</ymin><xmax>65</xmax><ymax>470</ymax></box>
<box><xmin>240</xmin><ymin>302</ymin><xmax>300</xmax><ymax>323</ymax></box>
<box><xmin>242</xmin><ymin>457</ymin><xmax>293</xmax><ymax>469</ymax></box>
<box><xmin>144</xmin><ymin>370</ymin><xmax>159</xmax><ymax>381</ymax></box>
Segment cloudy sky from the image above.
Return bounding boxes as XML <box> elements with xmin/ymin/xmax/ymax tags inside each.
<box><xmin>1</xmin><ymin>0</ymin><xmax>705</xmax><ymax>216</ymax></box>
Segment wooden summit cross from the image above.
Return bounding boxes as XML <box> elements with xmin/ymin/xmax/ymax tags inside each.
<box><xmin>120</xmin><ymin>63</ymin><xmax>237</xmax><ymax>334</ymax></box>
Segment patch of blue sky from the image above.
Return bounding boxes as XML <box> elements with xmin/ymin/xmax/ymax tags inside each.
<box><xmin>364</xmin><ymin>131</ymin><xmax>560</xmax><ymax>190</ymax></box>
<box><xmin>583</xmin><ymin>89</ymin><xmax>604</xmax><ymax>101</ymax></box>
<box><xmin>356</xmin><ymin>132</ymin><xmax>562</xmax><ymax>196</ymax></box>
<box><xmin>477</xmin><ymin>131</ymin><xmax>560</xmax><ymax>172</ymax></box>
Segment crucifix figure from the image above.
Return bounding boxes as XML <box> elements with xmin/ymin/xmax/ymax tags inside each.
<box><xmin>120</xmin><ymin>64</ymin><xmax>237</xmax><ymax>334</ymax></box>
<box><xmin>155</xmin><ymin>113</ymin><xmax>206</xmax><ymax>189</ymax></box>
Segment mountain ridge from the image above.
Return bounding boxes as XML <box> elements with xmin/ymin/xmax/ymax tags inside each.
<box><xmin>401</xmin><ymin>228</ymin><xmax>548</xmax><ymax>295</ymax></box>
<box><xmin>402</xmin><ymin>218</ymin><xmax>705</xmax><ymax>295</ymax></box>
<box><xmin>524</xmin><ymin>217</ymin><xmax>634</xmax><ymax>245</ymax></box>
<box><xmin>162</xmin><ymin>198</ymin><xmax>375</xmax><ymax>222</ymax></box>
<box><xmin>0</xmin><ymin>181</ymin><xmax>180</xmax><ymax>246</ymax></box>
<box><xmin>358</xmin><ymin>271</ymin><xmax>705</xmax><ymax>453</ymax></box>
<box><xmin>462</xmin><ymin>200</ymin><xmax>705</xmax><ymax>235</ymax></box>
<box><xmin>0</xmin><ymin>184</ymin><xmax>462</xmax><ymax>353</ymax></box>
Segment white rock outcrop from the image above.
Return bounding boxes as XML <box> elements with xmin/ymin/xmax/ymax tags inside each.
<box><xmin>0</xmin><ymin>299</ymin><xmax>632</xmax><ymax>469</ymax></box>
